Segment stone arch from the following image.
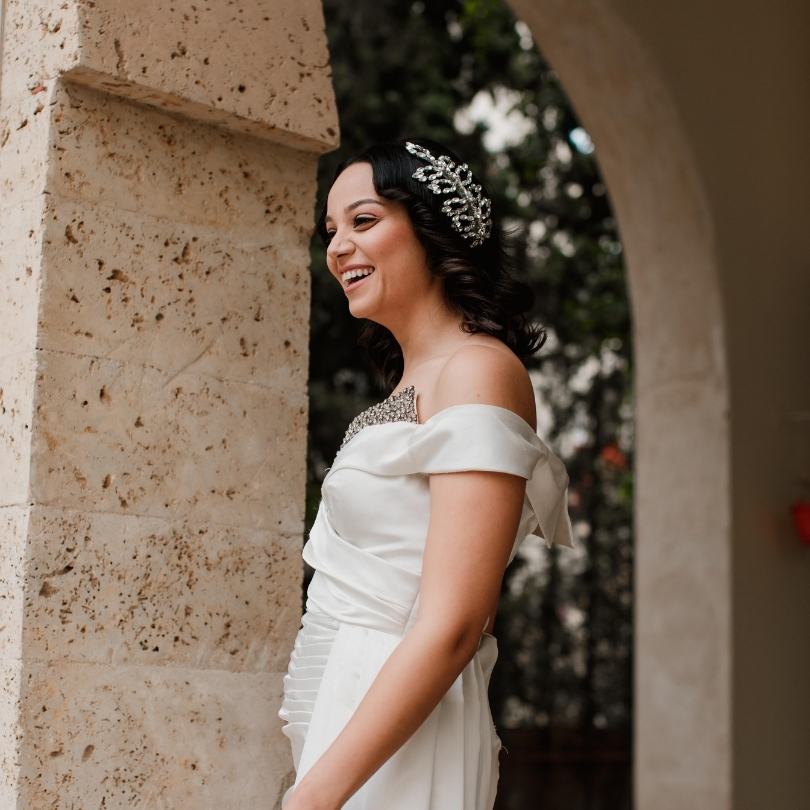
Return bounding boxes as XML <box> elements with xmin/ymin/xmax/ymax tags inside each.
<box><xmin>506</xmin><ymin>2</ymin><xmax>732</xmax><ymax>808</ymax></box>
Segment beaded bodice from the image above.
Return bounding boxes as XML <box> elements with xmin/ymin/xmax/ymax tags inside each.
<box><xmin>338</xmin><ymin>384</ymin><xmax>419</xmax><ymax>452</ymax></box>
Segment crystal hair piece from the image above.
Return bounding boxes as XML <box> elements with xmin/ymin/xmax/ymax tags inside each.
<box><xmin>404</xmin><ymin>141</ymin><xmax>493</xmax><ymax>248</ymax></box>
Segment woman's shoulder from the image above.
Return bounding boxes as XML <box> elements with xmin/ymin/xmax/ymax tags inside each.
<box><xmin>419</xmin><ymin>340</ymin><xmax>537</xmax><ymax>431</ymax></box>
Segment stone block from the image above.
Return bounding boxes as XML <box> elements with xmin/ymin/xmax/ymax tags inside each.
<box><xmin>46</xmin><ymin>80</ymin><xmax>319</xmax><ymax>241</ymax></box>
<box><xmin>13</xmin><ymin>658</ymin><xmax>293</xmax><ymax>808</ymax></box>
<box><xmin>21</xmin><ymin>505</ymin><xmax>303</xmax><ymax>672</ymax></box>
<box><xmin>29</xmin><ymin>349</ymin><xmax>308</xmax><ymax>532</ymax></box>
<box><xmin>37</xmin><ymin>193</ymin><xmax>310</xmax><ymax>387</ymax></box>
<box><xmin>0</xmin><ymin>0</ymin><xmax>339</xmax><ymax>151</ymax></box>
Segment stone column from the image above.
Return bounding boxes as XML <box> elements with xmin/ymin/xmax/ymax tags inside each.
<box><xmin>0</xmin><ymin>1</ymin><xmax>338</xmax><ymax>806</ymax></box>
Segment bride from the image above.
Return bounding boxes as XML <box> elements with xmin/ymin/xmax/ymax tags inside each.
<box><xmin>279</xmin><ymin>137</ymin><xmax>575</xmax><ymax>809</ymax></box>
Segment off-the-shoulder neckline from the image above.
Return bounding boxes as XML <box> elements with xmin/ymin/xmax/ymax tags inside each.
<box><xmin>332</xmin><ymin>386</ymin><xmax>555</xmax><ymax>463</ymax></box>
<box><xmin>385</xmin><ymin>383</ymin><xmax>540</xmax><ymax>437</ymax></box>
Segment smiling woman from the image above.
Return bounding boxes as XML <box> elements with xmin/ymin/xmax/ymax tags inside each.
<box><xmin>321</xmin><ymin>164</ymin><xmax>433</xmax><ymax>319</ymax></box>
<box><xmin>278</xmin><ymin>137</ymin><xmax>577</xmax><ymax>810</ymax></box>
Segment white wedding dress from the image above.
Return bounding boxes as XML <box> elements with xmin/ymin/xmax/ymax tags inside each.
<box><xmin>278</xmin><ymin>384</ymin><xmax>576</xmax><ymax>808</ymax></box>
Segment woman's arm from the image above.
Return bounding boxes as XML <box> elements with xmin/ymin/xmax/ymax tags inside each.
<box><xmin>285</xmin><ymin>638</ymin><xmax>461</xmax><ymax>807</ymax></box>
<box><xmin>287</xmin><ymin>467</ymin><xmax>526</xmax><ymax>809</ymax></box>
<box><xmin>286</xmin><ymin>348</ymin><xmax>532</xmax><ymax>810</ymax></box>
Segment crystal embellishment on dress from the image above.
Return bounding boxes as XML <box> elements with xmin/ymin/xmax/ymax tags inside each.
<box><xmin>338</xmin><ymin>384</ymin><xmax>418</xmax><ymax>452</ymax></box>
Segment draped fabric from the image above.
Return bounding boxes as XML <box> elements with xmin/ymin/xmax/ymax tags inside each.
<box><xmin>278</xmin><ymin>404</ymin><xmax>576</xmax><ymax>809</ymax></box>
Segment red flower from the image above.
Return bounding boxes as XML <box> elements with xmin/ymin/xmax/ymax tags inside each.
<box><xmin>790</xmin><ymin>501</ymin><xmax>810</xmax><ymax>547</ymax></box>
<box><xmin>600</xmin><ymin>442</ymin><xmax>627</xmax><ymax>470</ymax></box>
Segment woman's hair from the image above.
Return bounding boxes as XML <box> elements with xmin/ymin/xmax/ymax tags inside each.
<box><xmin>315</xmin><ymin>136</ymin><xmax>547</xmax><ymax>391</ymax></box>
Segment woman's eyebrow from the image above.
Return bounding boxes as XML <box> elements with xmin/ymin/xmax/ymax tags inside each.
<box><xmin>324</xmin><ymin>198</ymin><xmax>384</xmax><ymax>224</ymax></box>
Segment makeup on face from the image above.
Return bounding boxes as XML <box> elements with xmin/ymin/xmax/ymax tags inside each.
<box><xmin>325</xmin><ymin>163</ymin><xmax>428</xmax><ymax>308</ymax></box>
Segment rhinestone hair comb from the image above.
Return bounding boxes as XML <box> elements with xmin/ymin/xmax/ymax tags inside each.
<box><xmin>404</xmin><ymin>141</ymin><xmax>493</xmax><ymax>248</ymax></box>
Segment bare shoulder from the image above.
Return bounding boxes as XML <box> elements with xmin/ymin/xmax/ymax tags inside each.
<box><xmin>427</xmin><ymin>342</ymin><xmax>537</xmax><ymax>431</ymax></box>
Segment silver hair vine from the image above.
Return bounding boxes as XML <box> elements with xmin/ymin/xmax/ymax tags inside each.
<box><xmin>404</xmin><ymin>141</ymin><xmax>493</xmax><ymax>248</ymax></box>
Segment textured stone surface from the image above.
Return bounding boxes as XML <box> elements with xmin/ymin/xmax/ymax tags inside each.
<box><xmin>0</xmin><ymin>203</ymin><xmax>43</xmax><ymax>361</ymax></box>
<box><xmin>11</xmin><ymin>658</ymin><xmax>292</xmax><ymax>808</ymax></box>
<box><xmin>20</xmin><ymin>506</ymin><xmax>302</xmax><ymax>672</ymax></box>
<box><xmin>0</xmin><ymin>659</ymin><xmax>22</xmax><ymax>809</ymax></box>
<box><xmin>0</xmin><ymin>91</ymin><xmax>51</xmax><ymax>369</ymax></box>
<box><xmin>0</xmin><ymin>352</ymin><xmax>37</xmax><ymax>508</ymax></box>
<box><xmin>29</xmin><ymin>346</ymin><xmax>307</xmax><ymax>531</ymax></box>
<box><xmin>0</xmin><ymin>88</ymin><xmax>53</xmax><ymax>209</ymax></box>
<box><xmin>1</xmin><ymin>0</ymin><xmax>339</xmax><ymax>152</ymax></box>
<box><xmin>0</xmin><ymin>2</ymin><xmax>82</xmax><ymax>107</ymax></box>
<box><xmin>1</xmin><ymin>0</ymin><xmax>336</xmax><ymax>804</ymax></box>
<box><xmin>37</xmin><ymin>184</ymin><xmax>309</xmax><ymax>386</ymax></box>
<box><xmin>0</xmin><ymin>508</ymin><xmax>27</xmax><ymax>661</ymax></box>
<box><xmin>44</xmin><ymin>80</ymin><xmax>319</xmax><ymax>240</ymax></box>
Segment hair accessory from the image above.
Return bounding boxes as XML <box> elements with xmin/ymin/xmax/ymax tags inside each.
<box><xmin>404</xmin><ymin>141</ymin><xmax>493</xmax><ymax>247</ymax></box>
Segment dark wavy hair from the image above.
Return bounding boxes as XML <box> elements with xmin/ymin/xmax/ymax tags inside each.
<box><xmin>315</xmin><ymin>136</ymin><xmax>547</xmax><ymax>391</ymax></box>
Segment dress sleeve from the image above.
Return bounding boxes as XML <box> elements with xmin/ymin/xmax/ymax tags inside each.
<box><xmin>376</xmin><ymin>404</ymin><xmax>577</xmax><ymax>550</ymax></box>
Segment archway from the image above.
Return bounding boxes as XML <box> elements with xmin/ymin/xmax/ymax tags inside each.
<box><xmin>506</xmin><ymin>1</ymin><xmax>732</xmax><ymax>807</ymax></box>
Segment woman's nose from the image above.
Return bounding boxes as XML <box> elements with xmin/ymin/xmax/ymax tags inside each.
<box><xmin>326</xmin><ymin>229</ymin><xmax>353</xmax><ymax>261</ymax></box>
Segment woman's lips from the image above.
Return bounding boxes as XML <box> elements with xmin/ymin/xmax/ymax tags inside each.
<box><xmin>345</xmin><ymin>269</ymin><xmax>376</xmax><ymax>293</ymax></box>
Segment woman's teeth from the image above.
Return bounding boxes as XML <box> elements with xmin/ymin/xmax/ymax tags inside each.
<box><xmin>345</xmin><ymin>268</ymin><xmax>376</xmax><ymax>287</ymax></box>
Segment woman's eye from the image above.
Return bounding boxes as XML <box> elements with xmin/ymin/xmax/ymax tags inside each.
<box><xmin>324</xmin><ymin>216</ymin><xmax>375</xmax><ymax>241</ymax></box>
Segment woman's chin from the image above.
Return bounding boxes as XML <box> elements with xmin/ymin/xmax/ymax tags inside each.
<box><xmin>346</xmin><ymin>278</ymin><xmax>379</xmax><ymax>312</ymax></box>
<box><xmin>348</xmin><ymin>297</ymin><xmax>376</xmax><ymax>318</ymax></box>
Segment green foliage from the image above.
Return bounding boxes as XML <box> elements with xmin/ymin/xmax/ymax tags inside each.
<box><xmin>308</xmin><ymin>0</ymin><xmax>633</xmax><ymax>732</ymax></box>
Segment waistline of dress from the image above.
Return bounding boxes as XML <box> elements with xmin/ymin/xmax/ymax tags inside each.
<box><xmin>299</xmin><ymin>602</ymin><xmax>499</xmax><ymax>666</ymax></box>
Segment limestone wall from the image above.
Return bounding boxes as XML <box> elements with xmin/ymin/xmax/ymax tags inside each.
<box><xmin>0</xmin><ymin>1</ymin><xmax>338</xmax><ymax>806</ymax></box>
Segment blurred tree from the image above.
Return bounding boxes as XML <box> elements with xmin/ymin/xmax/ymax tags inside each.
<box><xmin>307</xmin><ymin>0</ymin><xmax>633</xmax><ymax>773</ymax></box>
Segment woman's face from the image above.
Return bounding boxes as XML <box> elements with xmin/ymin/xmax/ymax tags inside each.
<box><xmin>324</xmin><ymin>161</ymin><xmax>430</xmax><ymax>320</ymax></box>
